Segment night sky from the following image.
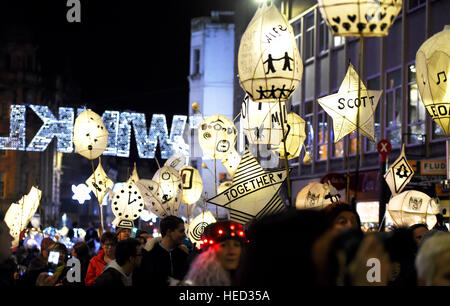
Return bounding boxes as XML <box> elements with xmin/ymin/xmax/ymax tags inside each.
<box><xmin>1</xmin><ymin>0</ymin><xmax>238</xmax><ymax>115</ymax></box>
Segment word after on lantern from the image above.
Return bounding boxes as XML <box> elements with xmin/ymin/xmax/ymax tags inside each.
<box><xmin>0</xmin><ymin>104</ymin><xmax>188</xmax><ymax>159</ymax></box>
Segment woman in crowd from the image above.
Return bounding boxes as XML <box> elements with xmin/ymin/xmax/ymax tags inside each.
<box><xmin>85</xmin><ymin>232</ymin><xmax>117</xmax><ymax>286</ymax></box>
<box><xmin>70</xmin><ymin>242</ymin><xmax>91</xmax><ymax>286</ymax></box>
<box><xmin>181</xmin><ymin>221</ymin><xmax>246</xmax><ymax>286</ymax></box>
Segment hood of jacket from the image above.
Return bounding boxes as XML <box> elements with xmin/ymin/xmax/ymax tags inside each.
<box><xmin>103</xmin><ymin>260</ymin><xmax>132</xmax><ymax>286</ymax></box>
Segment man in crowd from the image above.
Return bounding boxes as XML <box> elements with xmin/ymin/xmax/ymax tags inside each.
<box><xmin>116</xmin><ymin>227</ymin><xmax>132</xmax><ymax>242</ymax></box>
<box><xmin>134</xmin><ymin>216</ymin><xmax>189</xmax><ymax>286</ymax></box>
<box><xmin>85</xmin><ymin>231</ymin><xmax>117</xmax><ymax>286</ymax></box>
<box><xmin>93</xmin><ymin>238</ymin><xmax>142</xmax><ymax>286</ymax></box>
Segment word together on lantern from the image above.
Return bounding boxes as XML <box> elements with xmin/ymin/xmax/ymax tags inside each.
<box><xmin>426</xmin><ymin>103</ymin><xmax>450</xmax><ymax>119</ymax></box>
<box><xmin>0</xmin><ymin>104</ymin><xmax>188</xmax><ymax>159</ymax></box>
<box><xmin>337</xmin><ymin>95</ymin><xmax>376</xmax><ymax>110</ymax></box>
<box><xmin>222</xmin><ymin>173</ymin><xmax>279</xmax><ymax>202</ymax></box>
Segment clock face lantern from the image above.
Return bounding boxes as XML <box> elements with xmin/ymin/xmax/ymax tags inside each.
<box><xmin>238</xmin><ymin>2</ymin><xmax>303</xmax><ymax>103</ymax></box>
<box><xmin>111</xmin><ymin>181</ymin><xmax>145</xmax><ymax>229</ymax></box>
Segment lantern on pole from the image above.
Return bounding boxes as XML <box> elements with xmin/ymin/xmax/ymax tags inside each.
<box><xmin>188</xmin><ymin>211</ymin><xmax>217</xmax><ymax>248</ymax></box>
<box><xmin>111</xmin><ymin>180</ymin><xmax>145</xmax><ymax>229</ymax></box>
<box><xmin>153</xmin><ymin>166</ymin><xmax>183</xmax><ymax>216</ymax></box>
<box><xmin>135</xmin><ymin>179</ymin><xmax>169</xmax><ymax>219</ymax></box>
<box><xmin>276</xmin><ymin>112</ymin><xmax>306</xmax><ymax>159</ymax></box>
<box><xmin>387</xmin><ymin>190</ymin><xmax>440</xmax><ymax>229</ymax></box>
<box><xmin>241</xmin><ymin>94</ymin><xmax>287</xmax><ymax>145</ymax></box>
<box><xmin>384</xmin><ymin>144</ymin><xmax>414</xmax><ymax>195</ymax></box>
<box><xmin>221</xmin><ymin>149</ymin><xmax>241</xmax><ymax>177</ymax></box>
<box><xmin>317</xmin><ymin>0</ymin><xmax>402</xmax><ymax>37</ymax></box>
<box><xmin>73</xmin><ymin>110</ymin><xmax>109</xmax><ymax>160</ymax></box>
<box><xmin>237</xmin><ymin>2</ymin><xmax>303</xmax><ymax>102</ymax></box>
<box><xmin>198</xmin><ymin>115</ymin><xmax>237</xmax><ymax>160</ymax></box>
<box><xmin>416</xmin><ymin>25</ymin><xmax>450</xmax><ymax>135</ymax></box>
<box><xmin>295</xmin><ymin>182</ymin><xmax>339</xmax><ymax>210</ymax></box>
<box><xmin>85</xmin><ymin>160</ymin><xmax>114</xmax><ymax>204</ymax></box>
<box><xmin>180</xmin><ymin>166</ymin><xmax>203</xmax><ymax>205</ymax></box>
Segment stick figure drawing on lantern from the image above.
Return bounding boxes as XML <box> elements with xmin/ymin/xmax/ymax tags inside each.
<box><xmin>264</xmin><ymin>54</ymin><xmax>276</xmax><ymax>74</ymax></box>
<box><xmin>281</xmin><ymin>52</ymin><xmax>293</xmax><ymax>71</ymax></box>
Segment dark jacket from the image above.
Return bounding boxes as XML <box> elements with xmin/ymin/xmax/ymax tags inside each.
<box><xmin>0</xmin><ymin>258</ymin><xmax>16</xmax><ymax>286</ymax></box>
<box><xmin>93</xmin><ymin>268</ymin><xmax>125</xmax><ymax>287</ymax></box>
<box><xmin>134</xmin><ymin>238</ymin><xmax>189</xmax><ymax>286</ymax></box>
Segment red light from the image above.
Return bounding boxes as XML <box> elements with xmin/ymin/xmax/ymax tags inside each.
<box><xmin>204</xmin><ymin>239</ymin><xmax>208</xmax><ymax>243</ymax></box>
<box><xmin>218</xmin><ymin>229</ymin><xmax>223</xmax><ymax>235</ymax></box>
<box><xmin>209</xmin><ymin>240</ymin><xmax>214</xmax><ymax>244</ymax></box>
<box><xmin>230</xmin><ymin>225</ymin><xmax>235</xmax><ymax>230</ymax></box>
<box><xmin>238</xmin><ymin>231</ymin><xmax>244</xmax><ymax>236</ymax></box>
<box><xmin>231</xmin><ymin>232</ymin><xmax>235</xmax><ymax>237</ymax></box>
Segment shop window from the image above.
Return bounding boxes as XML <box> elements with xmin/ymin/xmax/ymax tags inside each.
<box><xmin>303</xmin><ymin>100</ymin><xmax>314</xmax><ymax>157</ymax></box>
<box><xmin>192</xmin><ymin>49</ymin><xmax>201</xmax><ymax>75</ymax></box>
<box><xmin>292</xmin><ymin>20</ymin><xmax>301</xmax><ymax>36</ymax></box>
<box><xmin>316</xmin><ymin>106</ymin><xmax>328</xmax><ymax>160</ymax></box>
<box><xmin>385</xmin><ymin>68</ymin><xmax>402</xmax><ymax>148</ymax></box>
<box><xmin>333</xmin><ymin>133</ymin><xmax>344</xmax><ymax>158</ymax></box>
<box><xmin>407</xmin><ymin>64</ymin><xmax>426</xmax><ymax>144</ymax></box>
<box><xmin>319</xmin><ymin>18</ymin><xmax>329</xmax><ymax>54</ymax></box>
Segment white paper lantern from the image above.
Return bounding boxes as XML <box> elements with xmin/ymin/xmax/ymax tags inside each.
<box><xmin>241</xmin><ymin>94</ymin><xmax>287</xmax><ymax>145</ymax></box>
<box><xmin>165</xmin><ymin>152</ymin><xmax>188</xmax><ymax>171</ymax></box>
<box><xmin>387</xmin><ymin>190</ymin><xmax>440</xmax><ymax>229</ymax></box>
<box><xmin>4</xmin><ymin>186</ymin><xmax>42</xmax><ymax>248</ymax></box>
<box><xmin>318</xmin><ymin>0</ymin><xmax>402</xmax><ymax>37</ymax></box>
<box><xmin>135</xmin><ymin>179</ymin><xmax>169</xmax><ymax>219</ymax></box>
<box><xmin>198</xmin><ymin>115</ymin><xmax>237</xmax><ymax>160</ymax></box>
<box><xmin>188</xmin><ymin>211</ymin><xmax>217</xmax><ymax>247</ymax></box>
<box><xmin>295</xmin><ymin>183</ymin><xmax>339</xmax><ymax>210</ymax></box>
<box><xmin>221</xmin><ymin>149</ymin><xmax>241</xmax><ymax>177</ymax></box>
<box><xmin>73</xmin><ymin>110</ymin><xmax>109</xmax><ymax>160</ymax></box>
<box><xmin>180</xmin><ymin>166</ymin><xmax>203</xmax><ymax>205</ymax></box>
<box><xmin>153</xmin><ymin>166</ymin><xmax>183</xmax><ymax>216</ymax></box>
<box><xmin>276</xmin><ymin>112</ymin><xmax>306</xmax><ymax>160</ymax></box>
<box><xmin>85</xmin><ymin>161</ymin><xmax>114</xmax><ymax>204</ymax></box>
<box><xmin>384</xmin><ymin>144</ymin><xmax>414</xmax><ymax>195</ymax></box>
<box><xmin>238</xmin><ymin>2</ymin><xmax>303</xmax><ymax>102</ymax></box>
<box><xmin>416</xmin><ymin>25</ymin><xmax>450</xmax><ymax>135</ymax></box>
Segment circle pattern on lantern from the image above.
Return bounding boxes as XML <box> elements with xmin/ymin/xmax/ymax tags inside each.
<box><xmin>317</xmin><ymin>0</ymin><xmax>403</xmax><ymax>37</ymax></box>
<box><xmin>153</xmin><ymin>166</ymin><xmax>183</xmax><ymax>216</ymax></box>
<box><xmin>238</xmin><ymin>3</ymin><xmax>303</xmax><ymax>102</ymax></box>
<box><xmin>198</xmin><ymin>115</ymin><xmax>237</xmax><ymax>159</ymax></box>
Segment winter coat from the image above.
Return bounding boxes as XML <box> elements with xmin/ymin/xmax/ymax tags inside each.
<box><xmin>134</xmin><ymin>237</ymin><xmax>189</xmax><ymax>286</ymax></box>
<box><xmin>93</xmin><ymin>260</ymin><xmax>132</xmax><ymax>287</ymax></box>
<box><xmin>0</xmin><ymin>258</ymin><xmax>16</xmax><ymax>286</ymax></box>
<box><xmin>85</xmin><ymin>249</ymin><xmax>107</xmax><ymax>286</ymax></box>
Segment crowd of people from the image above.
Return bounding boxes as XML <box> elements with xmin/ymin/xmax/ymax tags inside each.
<box><xmin>0</xmin><ymin>202</ymin><xmax>449</xmax><ymax>287</ymax></box>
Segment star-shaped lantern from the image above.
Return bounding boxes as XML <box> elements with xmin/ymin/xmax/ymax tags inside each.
<box><xmin>85</xmin><ymin>159</ymin><xmax>114</xmax><ymax>204</ymax></box>
<box><xmin>207</xmin><ymin>149</ymin><xmax>287</xmax><ymax>224</ymax></box>
<box><xmin>317</xmin><ymin>63</ymin><xmax>382</xmax><ymax>142</ymax></box>
<box><xmin>384</xmin><ymin>144</ymin><xmax>414</xmax><ymax>195</ymax></box>
<box><xmin>72</xmin><ymin>184</ymin><xmax>92</xmax><ymax>204</ymax></box>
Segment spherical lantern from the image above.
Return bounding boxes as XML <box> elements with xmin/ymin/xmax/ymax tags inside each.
<box><xmin>317</xmin><ymin>0</ymin><xmax>402</xmax><ymax>37</ymax></box>
<box><xmin>387</xmin><ymin>190</ymin><xmax>440</xmax><ymax>229</ymax></box>
<box><xmin>241</xmin><ymin>94</ymin><xmax>287</xmax><ymax>145</ymax></box>
<box><xmin>153</xmin><ymin>166</ymin><xmax>183</xmax><ymax>216</ymax></box>
<box><xmin>198</xmin><ymin>115</ymin><xmax>237</xmax><ymax>159</ymax></box>
<box><xmin>295</xmin><ymin>182</ymin><xmax>339</xmax><ymax>210</ymax></box>
<box><xmin>73</xmin><ymin>110</ymin><xmax>109</xmax><ymax>160</ymax></box>
<box><xmin>238</xmin><ymin>2</ymin><xmax>303</xmax><ymax>102</ymax></box>
<box><xmin>416</xmin><ymin>25</ymin><xmax>450</xmax><ymax>135</ymax></box>
<box><xmin>135</xmin><ymin>179</ymin><xmax>169</xmax><ymax>219</ymax></box>
<box><xmin>180</xmin><ymin>166</ymin><xmax>203</xmax><ymax>205</ymax></box>
<box><xmin>276</xmin><ymin>112</ymin><xmax>306</xmax><ymax>159</ymax></box>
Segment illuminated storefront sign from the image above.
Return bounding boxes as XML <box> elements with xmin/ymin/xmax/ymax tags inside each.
<box><xmin>0</xmin><ymin>104</ymin><xmax>188</xmax><ymax>159</ymax></box>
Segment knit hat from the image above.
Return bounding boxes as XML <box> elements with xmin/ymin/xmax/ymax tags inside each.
<box><xmin>200</xmin><ymin>221</ymin><xmax>247</xmax><ymax>248</ymax></box>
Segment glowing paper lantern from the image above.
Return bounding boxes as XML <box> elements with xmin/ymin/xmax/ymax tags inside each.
<box><xmin>198</xmin><ymin>115</ymin><xmax>237</xmax><ymax>160</ymax></box>
<box><xmin>188</xmin><ymin>211</ymin><xmax>216</xmax><ymax>247</ymax></box>
<box><xmin>135</xmin><ymin>179</ymin><xmax>169</xmax><ymax>219</ymax></box>
<box><xmin>218</xmin><ymin>181</ymin><xmax>233</xmax><ymax>194</ymax></box>
<box><xmin>180</xmin><ymin>166</ymin><xmax>203</xmax><ymax>205</ymax></box>
<box><xmin>111</xmin><ymin>180</ymin><xmax>145</xmax><ymax>228</ymax></box>
<box><xmin>317</xmin><ymin>63</ymin><xmax>382</xmax><ymax>142</ymax></box>
<box><xmin>5</xmin><ymin>186</ymin><xmax>42</xmax><ymax>248</ymax></box>
<box><xmin>317</xmin><ymin>0</ymin><xmax>402</xmax><ymax>37</ymax></box>
<box><xmin>85</xmin><ymin>161</ymin><xmax>114</xmax><ymax>204</ymax></box>
<box><xmin>241</xmin><ymin>95</ymin><xmax>287</xmax><ymax>145</ymax></box>
<box><xmin>416</xmin><ymin>26</ymin><xmax>450</xmax><ymax>135</ymax></box>
<box><xmin>153</xmin><ymin>166</ymin><xmax>183</xmax><ymax>216</ymax></box>
<box><xmin>276</xmin><ymin>112</ymin><xmax>306</xmax><ymax>159</ymax></box>
<box><xmin>295</xmin><ymin>182</ymin><xmax>339</xmax><ymax>210</ymax></box>
<box><xmin>165</xmin><ymin>152</ymin><xmax>187</xmax><ymax>171</ymax></box>
<box><xmin>387</xmin><ymin>190</ymin><xmax>440</xmax><ymax>229</ymax></box>
<box><xmin>207</xmin><ymin>149</ymin><xmax>287</xmax><ymax>224</ymax></box>
<box><xmin>73</xmin><ymin>110</ymin><xmax>109</xmax><ymax>160</ymax></box>
<box><xmin>384</xmin><ymin>144</ymin><xmax>414</xmax><ymax>195</ymax></box>
<box><xmin>72</xmin><ymin>184</ymin><xmax>91</xmax><ymax>204</ymax></box>
<box><xmin>238</xmin><ymin>2</ymin><xmax>303</xmax><ymax>102</ymax></box>
<box><xmin>221</xmin><ymin>149</ymin><xmax>241</xmax><ymax>177</ymax></box>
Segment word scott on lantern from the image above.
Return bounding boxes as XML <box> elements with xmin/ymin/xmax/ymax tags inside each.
<box><xmin>337</xmin><ymin>95</ymin><xmax>376</xmax><ymax>109</ymax></box>
<box><xmin>0</xmin><ymin>104</ymin><xmax>190</xmax><ymax>159</ymax></box>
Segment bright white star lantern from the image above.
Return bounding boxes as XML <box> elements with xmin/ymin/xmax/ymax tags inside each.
<box><xmin>72</xmin><ymin>184</ymin><xmax>92</xmax><ymax>204</ymax></box>
<box><xmin>317</xmin><ymin>63</ymin><xmax>382</xmax><ymax>142</ymax></box>
<box><xmin>317</xmin><ymin>0</ymin><xmax>402</xmax><ymax>37</ymax></box>
<box><xmin>238</xmin><ymin>2</ymin><xmax>303</xmax><ymax>102</ymax></box>
<box><xmin>416</xmin><ymin>25</ymin><xmax>450</xmax><ymax>135</ymax></box>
